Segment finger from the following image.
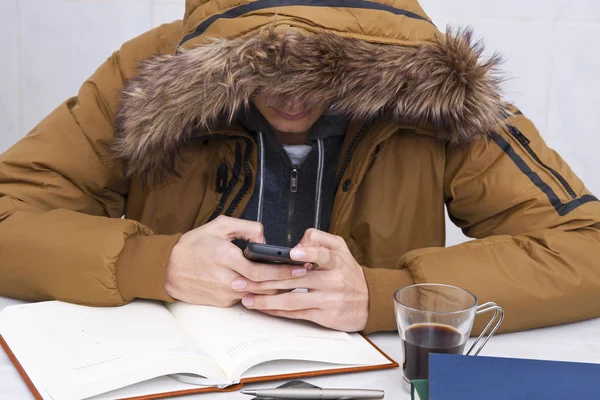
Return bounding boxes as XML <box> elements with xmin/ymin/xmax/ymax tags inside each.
<box><xmin>298</xmin><ymin>228</ymin><xmax>349</xmax><ymax>251</ymax></box>
<box><xmin>233</xmin><ymin>272</ymin><xmax>324</xmax><ymax>292</ymax></box>
<box><xmin>242</xmin><ymin>292</ymin><xmax>320</xmax><ymax>311</ymax></box>
<box><xmin>211</xmin><ymin>216</ymin><xmax>265</xmax><ymax>243</ymax></box>
<box><xmin>248</xmin><ymin>289</ymin><xmax>279</xmax><ymax>295</ymax></box>
<box><xmin>229</xmin><ymin>277</ymin><xmax>278</xmax><ymax>295</ymax></box>
<box><xmin>231</xmin><ymin>256</ymin><xmax>309</xmax><ymax>282</ymax></box>
<box><xmin>290</xmin><ymin>246</ymin><xmax>333</xmax><ymax>268</ymax></box>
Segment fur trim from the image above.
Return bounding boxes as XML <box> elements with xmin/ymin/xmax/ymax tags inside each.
<box><xmin>113</xmin><ymin>27</ymin><xmax>506</xmax><ymax>183</ymax></box>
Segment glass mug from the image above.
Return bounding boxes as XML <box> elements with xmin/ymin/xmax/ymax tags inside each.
<box><xmin>394</xmin><ymin>284</ymin><xmax>504</xmax><ymax>382</ymax></box>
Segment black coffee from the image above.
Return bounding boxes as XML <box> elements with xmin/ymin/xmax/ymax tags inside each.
<box><xmin>402</xmin><ymin>323</ymin><xmax>465</xmax><ymax>381</ymax></box>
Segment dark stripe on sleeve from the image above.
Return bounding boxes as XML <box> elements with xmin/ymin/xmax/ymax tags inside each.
<box><xmin>490</xmin><ymin>132</ymin><xmax>598</xmax><ymax>216</ymax></box>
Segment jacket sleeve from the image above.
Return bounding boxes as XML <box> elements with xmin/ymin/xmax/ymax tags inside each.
<box><xmin>362</xmin><ymin>110</ymin><xmax>600</xmax><ymax>334</ymax></box>
<box><xmin>0</xmin><ymin>22</ymin><xmax>184</xmax><ymax>306</ymax></box>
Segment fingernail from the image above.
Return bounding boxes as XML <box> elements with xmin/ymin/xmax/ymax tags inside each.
<box><xmin>242</xmin><ymin>296</ymin><xmax>254</xmax><ymax>307</ymax></box>
<box><xmin>292</xmin><ymin>268</ymin><xmax>307</xmax><ymax>277</ymax></box>
<box><xmin>232</xmin><ymin>279</ymin><xmax>247</xmax><ymax>290</ymax></box>
<box><xmin>306</xmin><ymin>262</ymin><xmax>316</xmax><ymax>271</ymax></box>
<box><xmin>290</xmin><ymin>248</ymin><xmax>305</xmax><ymax>259</ymax></box>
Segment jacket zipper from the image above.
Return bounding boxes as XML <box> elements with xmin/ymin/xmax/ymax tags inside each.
<box><xmin>328</xmin><ymin>121</ymin><xmax>374</xmax><ymax>235</ymax></box>
<box><xmin>283</xmin><ymin>150</ymin><xmax>309</xmax><ymax>247</ymax></box>
<box><xmin>204</xmin><ymin>134</ymin><xmax>254</xmax><ymax>221</ymax></box>
<box><xmin>334</xmin><ymin>122</ymin><xmax>372</xmax><ymax>191</ymax></box>
<box><xmin>287</xmin><ymin>167</ymin><xmax>298</xmax><ymax>246</ymax></box>
<box><xmin>290</xmin><ymin>168</ymin><xmax>298</xmax><ymax>193</ymax></box>
<box><xmin>507</xmin><ymin>125</ymin><xmax>577</xmax><ymax>199</ymax></box>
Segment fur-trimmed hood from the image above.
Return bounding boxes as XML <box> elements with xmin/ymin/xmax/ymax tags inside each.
<box><xmin>114</xmin><ymin>2</ymin><xmax>507</xmax><ymax>183</ymax></box>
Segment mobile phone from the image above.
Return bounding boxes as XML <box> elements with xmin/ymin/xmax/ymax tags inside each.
<box><xmin>243</xmin><ymin>242</ymin><xmax>306</xmax><ymax>266</ymax></box>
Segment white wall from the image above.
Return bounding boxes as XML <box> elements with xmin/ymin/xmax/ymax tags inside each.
<box><xmin>1</xmin><ymin>0</ymin><xmax>599</xmax><ymax>246</ymax></box>
<box><xmin>419</xmin><ymin>0</ymin><xmax>600</xmax><ymax>245</ymax></box>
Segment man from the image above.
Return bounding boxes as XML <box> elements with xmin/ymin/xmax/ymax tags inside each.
<box><xmin>1</xmin><ymin>0</ymin><xmax>599</xmax><ymax>335</ymax></box>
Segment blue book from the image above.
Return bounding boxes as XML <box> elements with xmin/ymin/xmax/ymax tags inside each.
<box><xmin>428</xmin><ymin>353</ymin><xmax>600</xmax><ymax>399</ymax></box>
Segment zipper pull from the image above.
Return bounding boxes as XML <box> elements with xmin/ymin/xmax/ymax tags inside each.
<box><xmin>290</xmin><ymin>168</ymin><xmax>298</xmax><ymax>193</ymax></box>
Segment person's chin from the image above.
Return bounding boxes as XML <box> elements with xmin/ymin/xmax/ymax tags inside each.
<box><xmin>273</xmin><ymin>121</ymin><xmax>312</xmax><ymax>134</ymax></box>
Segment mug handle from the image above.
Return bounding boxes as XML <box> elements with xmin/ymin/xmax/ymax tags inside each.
<box><xmin>465</xmin><ymin>302</ymin><xmax>505</xmax><ymax>356</ymax></box>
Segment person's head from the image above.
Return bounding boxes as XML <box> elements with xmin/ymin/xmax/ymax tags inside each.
<box><xmin>252</xmin><ymin>92</ymin><xmax>326</xmax><ymax>134</ymax></box>
<box><xmin>115</xmin><ymin>2</ymin><xmax>505</xmax><ymax>182</ymax></box>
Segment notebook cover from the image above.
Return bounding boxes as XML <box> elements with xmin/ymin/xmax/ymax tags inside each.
<box><xmin>429</xmin><ymin>353</ymin><xmax>600</xmax><ymax>400</ymax></box>
<box><xmin>411</xmin><ymin>379</ymin><xmax>428</xmax><ymax>400</ymax></box>
<box><xmin>0</xmin><ymin>333</ymin><xmax>397</xmax><ymax>400</ymax></box>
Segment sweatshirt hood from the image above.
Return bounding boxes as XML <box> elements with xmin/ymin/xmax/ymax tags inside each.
<box><xmin>114</xmin><ymin>0</ymin><xmax>507</xmax><ymax>183</ymax></box>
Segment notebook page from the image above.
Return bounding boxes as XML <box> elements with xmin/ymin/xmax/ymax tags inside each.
<box><xmin>240</xmin><ymin>332</ymin><xmax>390</xmax><ymax>379</ymax></box>
<box><xmin>167</xmin><ymin>302</ymin><xmax>389</xmax><ymax>380</ymax></box>
<box><xmin>88</xmin><ymin>375</ymin><xmax>208</xmax><ymax>400</ymax></box>
<box><xmin>235</xmin><ymin>331</ymin><xmax>390</xmax><ymax>381</ymax></box>
<box><xmin>0</xmin><ymin>300</ymin><xmax>228</xmax><ymax>400</ymax></box>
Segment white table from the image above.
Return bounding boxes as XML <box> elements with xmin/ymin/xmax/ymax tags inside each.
<box><xmin>2</xmin><ymin>296</ymin><xmax>600</xmax><ymax>400</ymax></box>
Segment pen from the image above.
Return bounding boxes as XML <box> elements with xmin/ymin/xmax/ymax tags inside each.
<box><xmin>240</xmin><ymin>387</ymin><xmax>385</xmax><ymax>399</ymax></box>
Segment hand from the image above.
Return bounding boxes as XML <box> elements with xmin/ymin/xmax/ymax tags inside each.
<box><xmin>165</xmin><ymin>216</ymin><xmax>308</xmax><ymax>307</ymax></box>
<box><xmin>233</xmin><ymin>229</ymin><xmax>369</xmax><ymax>332</ymax></box>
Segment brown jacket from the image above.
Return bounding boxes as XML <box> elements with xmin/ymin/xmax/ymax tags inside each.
<box><xmin>1</xmin><ymin>0</ymin><xmax>600</xmax><ymax>334</ymax></box>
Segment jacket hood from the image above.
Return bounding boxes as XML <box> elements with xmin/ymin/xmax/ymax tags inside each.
<box><xmin>114</xmin><ymin>0</ymin><xmax>507</xmax><ymax>183</ymax></box>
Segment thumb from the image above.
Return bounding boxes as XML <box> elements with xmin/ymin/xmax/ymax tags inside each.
<box><xmin>211</xmin><ymin>216</ymin><xmax>265</xmax><ymax>243</ymax></box>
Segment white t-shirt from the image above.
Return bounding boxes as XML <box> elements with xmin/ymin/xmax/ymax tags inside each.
<box><xmin>282</xmin><ymin>144</ymin><xmax>312</xmax><ymax>166</ymax></box>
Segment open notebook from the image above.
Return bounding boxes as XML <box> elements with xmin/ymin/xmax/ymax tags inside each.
<box><xmin>0</xmin><ymin>300</ymin><xmax>397</xmax><ymax>400</ymax></box>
